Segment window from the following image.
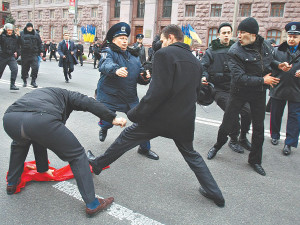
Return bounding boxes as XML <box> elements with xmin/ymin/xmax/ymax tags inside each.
<box><xmin>91</xmin><ymin>8</ymin><xmax>98</xmax><ymax>18</ymax></box>
<box><xmin>27</xmin><ymin>0</ymin><xmax>33</xmax><ymax>5</ymax></box>
<box><xmin>28</xmin><ymin>11</ymin><xmax>32</xmax><ymax>19</ymax></box>
<box><xmin>77</xmin><ymin>8</ymin><xmax>82</xmax><ymax>18</ymax></box>
<box><xmin>18</xmin><ymin>0</ymin><xmax>21</xmax><ymax>5</ymax></box>
<box><xmin>63</xmin><ymin>9</ymin><xmax>68</xmax><ymax>18</ymax></box>
<box><xmin>162</xmin><ymin>0</ymin><xmax>172</xmax><ymax>18</ymax></box>
<box><xmin>39</xmin><ymin>0</ymin><xmax>44</xmax><ymax>4</ymax></box>
<box><xmin>38</xmin><ymin>26</ymin><xmax>43</xmax><ymax>37</ymax></box>
<box><xmin>2</xmin><ymin>2</ymin><xmax>10</xmax><ymax>11</ymax></box>
<box><xmin>267</xmin><ymin>30</ymin><xmax>281</xmax><ymax>45</ymax></box>
<box><xmin>185</xmin><ymin>5</ymin><xmax>195</xmax><ymax>17</ymax></box>
<box><xmin>50</xmin><ymin>10</ymin><xmax>55</xmax><ymax>19</ymax></box>
<box><xmin>137</xmin><ymin>0</ymin><xmax>145</xmax><ymax>18</ymax></box>
<box><xmin>50</xmin><ymin>0</ymin><xmax>55</xmax><ymax>3</ymax></box>
<box><xmin>114</xmin><ymin>0</ymin><xmax>120</xmax><ymax>18</ymax></box>
<box><xmin>50</xmin><ymin>26</ymin><xmax>55</xmax><ymax>40</ymax></box>
<box><xmin>63</xmin><ymin>26</ymin><xmax>68</xmax><ymax>36</ymax></box>
<box><xmin>77</xmin><ymin>26</ymin><xmax>82</xmax><ymax>40</ymax></box>
<box><xmin>17</xmin><ymin>11</ymin><xmax>21</xmax><ymax>19</ymax></box>
<box><xmin>239</xmin><ymin>4</ymin><xmax>251</xmax><ymax>17</ymax></box>
<box><xmin>38</xmin><ymin>10</ymin><xmax>43</xmax><ymax>19</ymax></box>
<box><xmin>211</xmin><ymin>4</ymin><xmax>222</xmax><ymax>17</ymax></box>
<box><xmin>270</xmin><ymin>3</ymin><xmax>284</xmax><ymax>17</ymax></box>
<box><xmin>208</xmin><ymin>28</ymin><xmax>218</xmax><ymax>46</ymax></box>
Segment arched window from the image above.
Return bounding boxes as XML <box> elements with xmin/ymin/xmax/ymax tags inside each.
<box><xmin>266</xmin><ymin>29</ymin><xmax>281</xmax><ymax>45</ymax></box>
<box><xmin>208</xmin><ymin>28</ymin><xmax>218</xmax><ymax>46</ymax></box>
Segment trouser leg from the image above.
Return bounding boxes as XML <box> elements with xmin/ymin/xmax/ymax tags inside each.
<box><xmin>0</xmin><ymin>56</ymin><xmax>8</xmax><ymax>79</ymax></box>
<box><xmin>270</xmin><ymin>98</ymin><xmax>286</xmax><ymax>140</ymax></box>
<box><xmin>173</xmin><ymin>140</ymin><xmax>224</xmax><ymax>200</ymax></box>
<box><xmin>32</xmin><ymin>141</ymin><xmax>49</xmax><ymax>173</ymax></box>
<box><xmin>8</xmin><ymin>57</ymin><xmax>18</xmax><ymax>81</ymax></box>
<box><xmin>21</xmin><ymin>57</ymin><xmax>30</xmax><ymax>80</ymax></box>
<box><xmin>63</xmin><ymin>62</ymin><xmax>69</xmax><ymax>81</ymax></box>
<box><xmin>285</xmin><ymin>101</ymin><xmax>300</xmax><ymax>147</ymax></box>
<box><xmin>240</xmin><ymin>102</ymin><xmax>251</xmax><ymax>136</ymax></box>
<box><xmin>30</xmin><ymin>57</ymin><xmax>39</xmax><ymax>79</ymax></box>
<box><xmin>68</xmin><ymin>62</ymin><xmax>74</xmax><ymax>73</ymax></box>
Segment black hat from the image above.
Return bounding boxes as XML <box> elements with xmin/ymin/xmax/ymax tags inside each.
<box><xmin>237</xmin><ymin>17</ymin><xmax>259</xmax><ymax>34</ymax></box>
<box><xmin>26</xmin><ymin>22</ymin><xmax>33</xmax><ymax>28</ymax></box>
<box><xmin>136</xmin><ymin>34</ymin><xmax>144</xmax><ymax>39</ymax></box>
<box><xmin>218</xmin><ymin>23</ymin><xmax>232</xmax><ymax>33</ymax></box>
<box><xmin>285</xmin><ymin>22</ymin><xmax>300</xmax><ymax>35</ymax></box>
<box><xmin>197</xmin><ymin>83</ymin><xmax>215</xmax><ymax>106</ymax></box>
<box><xmin>106</xmin><ymin>22</ymin><xmax>131</xmax><ymax>43</ymax></box>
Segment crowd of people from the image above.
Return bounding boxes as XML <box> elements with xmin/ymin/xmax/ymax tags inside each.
<box><xmin>1</xmin><ymin>18</ymin><xmax>299</xmax><ymax>218</ymax></box>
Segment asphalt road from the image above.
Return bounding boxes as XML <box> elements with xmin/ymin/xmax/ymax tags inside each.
<box><xmin>0</xmin><ymin>60</ymin><xmax>299</xmax><ymax>225</ymax></box>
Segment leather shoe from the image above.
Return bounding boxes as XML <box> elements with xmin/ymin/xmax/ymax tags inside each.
<box><xmin>239</xmin><ymin>137</ymin><xmax>251</xmax><ymax>151</ymax></box>
<box><xmin>282</xmin><ymin>145</ymin><xmax>291</xmax><ymax>156</ymax></box>
<box><xmin>271</xmin><ymin>138</ymin><xmax>279</xmax><ymax>145</ymax></box>
<box><xmin>22</xmin><ymin>80</ymin><xmax>27</xmax><ymax>87</ymax></box>
<box><xmin>68</xmin><ymin>72</ymin><xmax>72</xmax><ymax>79</ymax></box>
<box><xmin>199</xmin><ymin>187</ymin><xmax>225</xmax><ymax>207</ymax></box>
<box><xmin>207</xmin><ymin>146</ymin><xmax>219</xmax><ymax>160</ymax></box>
<box><xmin>99</xmin><ymin>129</ymin><xmax>107</xmax><ymax>142</ymax></box>
<box><xmin>86</xmin><ymin>150</ymin><xmax>102</xmax><ymax>175</ymax></box>
<box><xmin>249</xmin><ymin>163</ymin><xmax>266</xmax><ymax>176</ymax></box>
<box><xmin>86</xmin><ymin>197</ymin><xmax>114</xmax><ymax>217</ymax></box>
<box><xmin>7</xmin><ymin>178</ymin><xmax>21</xmax><ymax>195</ymax></box>
<box><xmin>228</xmin><ymin>139</ymin><xmax>244</xmax><ymax>153</ymax></box>
<box><xmin>137</xmin><ymin>147</ymin><xmax>159</xmax><ymax>160</ymax></box>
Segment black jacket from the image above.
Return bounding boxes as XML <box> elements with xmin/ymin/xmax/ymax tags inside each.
<box><xmin>127</xmin><ymin>42</ymin><xmax>202</xmax><ymax>142</ymax></box>
<box><xmin>270</xmin><ymin>42</ymin><xmax>300</xmax><ymax>102</ymax></box>
<box><xmin>133</xmin><ymin>42</ymin><xmax>146</xmax><ymax>64</ymax></box>
<box><xmin>0</xmin><ymin>30</ymin><xmax>20</xmax><ymax>57</ymax></box>
<box><xmin>19</xmin><ymin>28</ymin><xmax>42</xmax><ymax>56</ymax></box>
<box><xmin>5</xmin><ymin>87</ymin><xmax>116</xmax><ymax>124</ymax></box>
<box><xmin>58</xmin><ymin>40</ymin><xmax>78</xmax><ymax>66</ymax></box>
<box><xmin>228</xmin><ymin>35</ymin><xmax>273</xmax><ymax>93</ymax></box>
<box><xmin>76</xmin><ymin>44</ymin><xmax>84</xmax><ymax>55</ymax></box>
<box><xmin>201</xmin><ymin>39</ymin><xmax>235</xmax><ymax>91</ymax></box>
<box><xmin>50</xmin><ymin>43</ymin><xmax>57</xmax><ymax>52</ymax></box>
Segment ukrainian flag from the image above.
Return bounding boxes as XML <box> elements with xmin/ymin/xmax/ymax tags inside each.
<box><xmin>182</xmin><ymin>25</ymin><xmax>192</xmax><ymax>45</ymax></box>
<box><xmin>81</xmin><ymin>26</ymin><xmax>88</xmax><ymax>42</ymax></box>
<box><xmin>188</xmin><ymin>24</ymin><xmax>202</xmax><ymax>44</ymax></box>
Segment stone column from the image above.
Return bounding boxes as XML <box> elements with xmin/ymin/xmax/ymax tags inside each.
<box><xmin>101</xmin><ymin>0</ymin><xmax>111</xmax><ymax>37</ymax></box>
<box><xmin>171</xmin><ymin>0</ymin><xmax>180</xmax><ymax>25</ymax></box>
<box><xmin>143</xmin><ymin>0</ymin><xmax>158</xmax><ymax>45</ymax></box>
<box><xmin>119</xmin><ymin>0</ymin><xmax>133</xmax><ymax>24</ymax></box>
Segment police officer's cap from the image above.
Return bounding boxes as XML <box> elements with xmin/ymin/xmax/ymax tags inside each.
<box><xmin>197</xmin><ymin>82</ymin><xmax>215</xmax><ymax>106</ymax></box>
<box><xmin>106</xmin><ymin>22</ymin><xmax>131</xmax><ymax>43</ymax></box>
<box><xmin>136</xmin><ymin>34</ymin><xmax>144</xmax><ymax>39</ymax></box>
<box><xmin>285</xmin><ymin>22</ymin><xmax>300</xmax><ymax>35</ymax></box>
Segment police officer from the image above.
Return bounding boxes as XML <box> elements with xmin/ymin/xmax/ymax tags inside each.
<box><xmin>0</xmin><ymin>23</ymin><xmax>20</xmax><ymax>90</ymax></box>
<box><xmin>202</xmin><ymin>23</ymin><xmax>252</xmax><ymax>155</ymax></box>
<box><xmin>3</xmin><ymin>87</ymin><xmax>126</xmax><ymax>217</ymax></box>
<box><xmin>58</xmin><ymin>32</ymin><xmax>78</xmax><ymax>83</ymax></box>
<box><xmin>49</xmin><ymin>41</ymin><xmax>58</xmax><ymax>61</ymax></box>
<box><xmin>206</xmin><ymin>17</ymin><xmax>291</xmax><ymax>176</ymax></box>
<box><xmin>133</xmin><ymin>34</ymin><xmax>146</xmax><ymax>65</ymax></box>
<box><xmin>76</xmin><ymin>41</ymin><xmax>84</xmax><ymax>66</ymax></box>
<box><xmin>19</xmin><ymin>23</ymin><xmax>43</xmax><ymax>88</ymax></box>
<box><xmin>93</xmin><ymin>42</ymin><xmax>101</xmax><ymax>69</ymax></box>
<box><xmin>269</xmin><ymin>22</ymin><xmax>300</xmax><ymax>156</ymax></box>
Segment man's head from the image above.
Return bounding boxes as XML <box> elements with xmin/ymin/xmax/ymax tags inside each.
<box><xmin>25</xmin><ymin>23</ymin><xmax>33</xmax><ymax>32</ymax></box>
<box><xmin>237</xmin><ymin>17</ymin><xmax>259</xmax><ymax>46</ymax></box>
<box><xmin>106</xmin><ymin>22</ymin><xmax>131</xmax><ymax>43</ymax></box>
<box><xmin>285</xmin><ymin>22</ymin><xmax>300</xmax><ymax>47</ymax></box>
<box><xmin>218</xmin><ymin>23</ymin><xmax>232</xmax><ymax>46</ymax></box>
<box><xmin>63</xmin><ymin>33</ymin><xmax>70</xmax><ymax>41</ymax></box>
<box><xmin>4</xmin><ymin>23</ymin><xmax>14</xmax><ymax>36</ymax></box>
<box><xmin>136</xmin><ymin>34</ymin><xmax>144</xmax><ymax>44</ymax></box>
<box><xmin>160</xmin><ymin>24</ymin><xmax>184</xmax><ymax>48</ymax></box>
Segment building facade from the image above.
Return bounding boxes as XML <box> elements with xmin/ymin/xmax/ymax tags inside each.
<box><xmin>10</xmin><ymin>0</ymin><xmax>299</xmax><ymax>47</ymax></box>
<box><xmin>0</xmin><ymin>0</ymin><xmax>11</xmax><ymax>25</ymax></box>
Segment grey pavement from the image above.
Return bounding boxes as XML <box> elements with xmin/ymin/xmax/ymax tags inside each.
<box><xmin>0</xmin><ymin>60</ymin><xmax>299</xmax><ymax>225</ymax></box>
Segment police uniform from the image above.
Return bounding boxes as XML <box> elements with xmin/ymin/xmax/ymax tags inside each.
<box><xmin>133</xmin><ymin>34</ymin><xmax>146</xmax><ymax>64</ymax></box>
<box><xmin>269</xmin><ymin>22</ymin><xmax>300</xmax><ymax>155</ymax></box>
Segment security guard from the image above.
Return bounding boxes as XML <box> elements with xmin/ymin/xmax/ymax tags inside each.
<box><xmin>269</xmin><ymin>22</ymin><xmax>300</xmax><ymax>156</ymax></box>
<box><xmin>133</xmin><ymin>34</ymin><xmax>146</xmax><ymax>64</ymax></box>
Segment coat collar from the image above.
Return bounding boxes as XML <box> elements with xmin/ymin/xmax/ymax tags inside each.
<box><xmin>169</xmin><ymin>42</ymin><xmax>191</xmax><ymax>51</ymax></box>
<box><xmin>108</xmin><ymin>43</ymin><xmax>140</xmax><ymax>57</ymax></box>
<box><xmin>278</xmin><ymin>41</ymin><xmax>299</xmax><ymax>53</ymax></box>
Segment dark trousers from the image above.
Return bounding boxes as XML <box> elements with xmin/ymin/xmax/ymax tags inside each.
<box><xmin>21</xmin><ymin>56</ymin><xmax>39</xmax><ymax>80</ymax></box>
<box><xmin>93</xmin><ymin>123</ymin><xmax>224</xmax><ymax>200</ymax></box>
<box><xmin>214</xmin><ymin>90</ymin><xmax>251</xmax><ymax>139</ymax></box>
<box><xmin>3</xmin><ymin>112</ymin><xmax>95</xmax><ymax>204</ymax></box>
<box><xmin>63</xmin><ymin>61</ymin><xmax>74</xmax><ymax>81</ymax></box>
<box><xmin>49</xmin><ymin>51</ymin><xmax>58</xmax><ymax>61</ymax></box>
<box><xmin>216</xmin><ymin>91</ymin><xmax>266</xmax><ymax>164</ymax></box>
<box><xmin>0</xmin><ymin>56</ymin><xmax>18</xmax><ymax>81</ymax></box>
<box><xmin>270</xmin><ymin>98</ymin><xmax>300</xmax><ymax>147</ymax></box>
<box><xmin>76</xmin><ymin>53</ymin><xmax>83</xmax><ymax>65</ymax></box>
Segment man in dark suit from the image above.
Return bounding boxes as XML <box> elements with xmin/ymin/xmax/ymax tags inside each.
<box><xmin>58</xmin><ymin>32</ymin><xmax>78</xmax><ymax>83</ymax></box>
<box><xmin>87</xmin><ymin>24</ymin><xmax>225</xmax><ymax>207</ymax></box>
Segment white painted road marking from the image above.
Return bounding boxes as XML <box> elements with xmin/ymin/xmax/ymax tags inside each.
<box><xmin>53</xmin><ymin>181</ymin><xmax>164</xmax><ymax>225</ymax></box>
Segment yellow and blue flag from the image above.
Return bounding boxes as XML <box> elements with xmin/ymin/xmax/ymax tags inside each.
<box><xmin>188</xmin><ymin>24</ymin><xmax>202</xmax><ymax>44</ymax></box>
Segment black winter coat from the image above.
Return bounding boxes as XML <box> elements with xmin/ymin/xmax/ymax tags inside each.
<box><xmin>19</xmin><ymin>28</ymin><xmax>42</xmax><ymax>56</ymax></box>
<box><xmin>76</xmin><ymin>44</ymin><xmax>84</xmax><ymax>55</ymax></box>
<box><xmin>228</xmin><ymin>35</ymin><xmax>273</xmax><ymax>93</ymax></box>
<box><xmin>270</xmin><ymin>42</ymin><xmax>300</xmax><ymax>102</ymax></box>
<box><xmin>49</xmin><ymin>43</ymin><xmax>57</xmax><ymax>52</ymax></box>
<box><xmin>127</xmin><ymin>42</ymin><xmax>202</xmax><ymax>142</ymax></box>
<box><xmin>0</xmin><ymin>30</ymin><xmax>20</xmax><ymax>57</ymax></box>
<box><xmin>5</xmin><ymin>87</ymin><xmax>116</xmax><ymax>124</ymax></box>
<box><xmin>133</xmin><ymin>42</ymin><xmax>146</xmax><ymax>64</ymax></box>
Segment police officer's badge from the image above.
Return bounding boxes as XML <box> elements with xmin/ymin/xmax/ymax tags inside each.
<box><xmin>291</xmin><ymin>25</ymin><xmax>296</xmax><ymax>31</ymax></box>
<box><xmin>121</xmin><ymin>26</ymin><xmax>126</xmax><ymax>32</ymax></box>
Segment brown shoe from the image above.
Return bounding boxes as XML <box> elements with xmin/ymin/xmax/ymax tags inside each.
<box><xmin>7</xmin><ymin>178</ymin><xmax>21</xmax><ymax>195</ymax></box>
<box><xmin>85</xmin><ymin>197</ymin><xmax>114</xmax><ymax>217</ymax></box>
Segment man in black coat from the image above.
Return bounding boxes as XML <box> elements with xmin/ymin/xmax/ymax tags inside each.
<box><xmin>49</xmin><ymin>41</ymin><xmax>58</xmax><ymax>61</ymax></box>
<box><xmin>93</xmin><ymin>42</ymin><xmax>101</xmax><ymax>69</ymax></box>
<box><xmin>87</xmin><ymin>24</ymin><xmax>225</xmax><ymax>207</ymax></box>
<box><xmin>206</xmin><ymin>17</ymin><xmax>291</xmax><ymax>176</ymax></box>
<box><xmin>58</xmin><ymin>32</ymin><xmax>78</xmax><ymax>83</ymax></box>
<box><xmin>76</xmin><ymin>41</ymin><xmax>84</xmax><ymax>66</ymax></box>
<box><xmin>0</xmin><ymin>23</ymin><xmax>20</xmax><ymax>90</ymax></box>
<box><xmin>3</xmin><ymin>87</ymin><xmax>126</xmax><ymax>216</ymax></box>
<box><xmin>133</xmin><ymin>34</ymin><xmax>146</xmax><ymax>64</ymax></box>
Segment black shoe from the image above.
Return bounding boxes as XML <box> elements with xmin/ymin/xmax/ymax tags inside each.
<box><xmin>6</xmin><ymin>178</ymin><xmax>21</xmax><ymax>195</ymax></box>
<box><xmin>10</xmin><ymin>84</ymin><xmax>19</xmax><ymax>90</ymax></box>
<box><xmin>99</xmin><ymin>129</ymin><xmax>107</xmax><ymax>142</ymax></box>
<box><xmin>65</xmin><ymin>79</ymin><xmax>69</xmax><ymax>83</ymax></box>
<box><xmin>282</xmin><ymin>145</ymin><xmax>291</xmax><ymax>156</ymax></box>
<box><xmin>137</xmin><ymin>147</ymin><xmax>159</xmax><ymax>160</ymax></box>
<box><xmin>228</xmin><ymin>139</ymin><xmax>244</xmax><ymax>153</ymax></box>
<box><xmin>86</xmin><ymin>150</ymin><xmax>102</xmax><ymax>175</ymax></box>
<box><xmin>31</xmin><ymin>80</ymin><xmax>38</xmax><ymax>88</ymax></box>
<box><xmin>271</xmin><ymin>138</ymin><xmax>279</xmax><ymax>145</ymax></box>
<box><xmin>81</xmin><ymin>64</ymin><xmax>83</xmax><ymax>66</ymax></box>
<box><xmin>199</xmin><ymin>187</ymin><xmax>225</xmax><ymax>207</ymax></box>
<box><xmin>239</xmin><ymin>137</ymin><xmax>252</xmax><ymax>151</ymax></box>
<box><xmin>249</xmin><ymin>163</ymin><xmax>266</xmax><ymax>176</ymax></box>
<box><xmin>68</xmin><ymin>73</ymin><xmax>72</xmax><ymax>79</ymax></box>
<box><xmin>207</xmin><ymin>146</ymin><xmax>219</xmax><ymax>160</ymax></box>
<box><xmin>23</xmin><ymin>80</ymin><xmax>27</xmax><ymax>87</ymax></box>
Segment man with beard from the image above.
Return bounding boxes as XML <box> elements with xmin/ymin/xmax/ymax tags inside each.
<box><xmin>202</xmin><ymin>23</ymin><xmax>252</xmax><ymax>158</ymax></box>
<box><xmin>0</xmin><ymin>23</ymin><xmax>20</xmax><ymax>90</ymax></box>
<box><xmin>76</xmin><ymin>41</ymin><xmax>84</xmax><ymax>66</ymax></box>
<box><xmin>19</xmin><ymin>23</ymin><xmax>43</xmax><ymax>88</ymax></box>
